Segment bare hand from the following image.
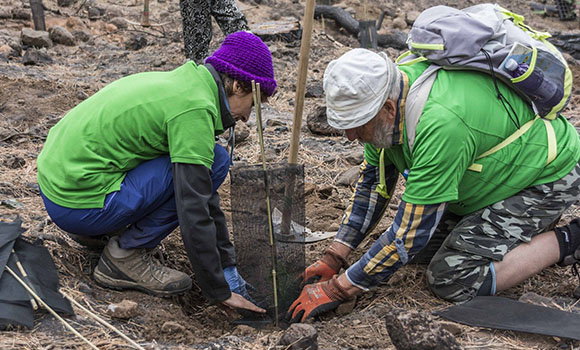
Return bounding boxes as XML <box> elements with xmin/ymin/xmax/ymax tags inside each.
<box><xmin>219</xmin><ymin>292</ymin><xmax>266</xmax><ymax>318</ymax></box>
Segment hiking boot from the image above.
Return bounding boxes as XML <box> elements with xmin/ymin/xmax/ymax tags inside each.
<box><xmin>556</xmin><ymin>218</ymin><xmax>580</xmax><ymax>267</ymax></box>
<box><xmin>93</xmin><ymin>239</ymin><xmax>192</xmax><ymax>297</ymax></box>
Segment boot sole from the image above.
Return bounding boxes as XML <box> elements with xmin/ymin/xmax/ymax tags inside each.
<box><xmin>93</xmin><ymin>268</ymin><xmax>191</xmax><ymax>297</ymax></box>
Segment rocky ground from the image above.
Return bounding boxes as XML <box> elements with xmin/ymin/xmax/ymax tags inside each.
<box><xmin>2</xmin><ymin>0</ymin><xmax>580</xmax><ymax>349</ymax></box>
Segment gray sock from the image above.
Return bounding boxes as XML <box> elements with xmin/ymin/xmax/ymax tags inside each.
<box><xmin>106</xmin><ymin>236</ymin><xmax>134</xmax><ymax>259</ymax></box>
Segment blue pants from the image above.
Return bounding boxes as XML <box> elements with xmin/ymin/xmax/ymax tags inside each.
<box><xmin>40</xmin><ymin>144</ymin><xmax>230</xmax><ymax>249</ymax></box>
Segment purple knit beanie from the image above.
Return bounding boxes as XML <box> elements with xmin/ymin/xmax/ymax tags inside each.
<box><xmin>206</xmin><ymin>31</ymin><xmax>277</xmax><ymax>97</ymax></box>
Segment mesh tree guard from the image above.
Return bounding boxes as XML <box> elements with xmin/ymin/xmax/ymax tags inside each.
<box><xmin>230</xmin><ymin>163</ymin><xmax>305</xmax><ymax>326</ymax></box>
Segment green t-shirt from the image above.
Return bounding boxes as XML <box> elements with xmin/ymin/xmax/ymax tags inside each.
<box><xmin>37</xmin><ymin>62</ymin><xmax>224</xmax><ymax>209</ymax></box>
<box><xmin>364</xmin><ymin>61</ymin><xmax>580</xmax><ymax>216</ymax></box>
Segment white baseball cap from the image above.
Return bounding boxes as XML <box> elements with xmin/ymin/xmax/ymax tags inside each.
<box><xmin>323</xmin><ymin>49</ymin><xmax>396</xmax><ymax>130</ymax></box>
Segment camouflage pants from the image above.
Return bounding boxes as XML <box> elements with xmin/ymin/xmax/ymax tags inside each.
<box><xmin>179</xmin><ymin>0</ymin><xmax>248</xmax><ymax>63</ymax></box>
<box><xmin>426</xmin><ymin>162</ymin><xmax>580</xmax><ymax>303</ymax></box>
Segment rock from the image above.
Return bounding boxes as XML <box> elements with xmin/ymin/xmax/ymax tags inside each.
<box><xmin>385</xmin><ymin>309</ymin><xmax>462</xmax><ymax>350</ymax></box>
<box><xmin>49</xmin><ymin>26</ymin><xmax>76</xmax><ymax>46</ymax></box>
<box><xmin>336</xmin><ymin>166</ymin><xmax>360</xmax><ymax>187</ymax></box>
<box><xmin>279</xmin><ymin>323</ymin><xmax>318</xmax><ymax>350</ymax></box>
<box><xmin>393</xmin><ymin>16</ymin><xmax>407</xmax><ymax>30</ymax></box>
<box><xmin>161</xmin><ymin>321</ymin><xmax>185</xmax><ymax>334</ymax></box>
<box><xmin>249</xmin><ymin>18</ymin><xmax>302</xmax><ymax>43</ymax></box>
<box><xmin>231</xmin><ymin>324</ymin><xmax>256</xmax><ymax>336</ymax></box>
<box><xmin>22</xmin><ymin>48</ymin><xmax>53</xmax><ymax>65</ymax></box>
<box><xmin>344</xmin><ymin>151</ymin><xmax>363</xmax><ymax>165</ymax></box>
<box><xmin>234</xmin><ymin>122</ymin><xmax>251</xmax><ymax>143</ymax></box>
<box><xmin>72</xmin><ymin>30</ymin><xmax>91</xmax><ymax>42</ymax></box>
<box><xmin>0</xmin><ymin>45</ymin><xmax>14</xmax><ymax>57</ymax></box>
<box><xmin>306</xmin><ymin>105</ymin><xmax>343</xmax><ymax>136</ymax></box>
<box><xmin>336</xmin><ymin>297</ymin><xmax>356</xmax><ymax>315</ymax></box>
<box><xmin>77</xmin><ymin>281</ymin><xmax>93</xmax><ymax>294</ymax></box>
<box><xmin>106</xmin><ymin>299</ymin><xmax>139</xmax><ymax>319</ymax></box>
<box><xmin>57</xmin><ymin>0</ymin><xmax>77</xmax><ymax>7</ymax></box>
<box><xmin>2</xmin><ymin>156</ymin><xmax>26</xmax><ymax>169</ymax></box>
<box><xmin>0</xmin><ymin>7</ymin><xmax>11</xmax><ymax>19</ymax></box>
<box><xmin>76</xmin><ymin>91</ymin><xmax>89</xmax><ymax>100</ymax></box>
<box><xmin>153</xmin><ymin>58</ymin><xmax>166</xmax><ymax>67</ymax></box>
<box><xmin>109</xmin><ymin>17</ymin><xmax>128</xmax><ymax>29</ymax></box>
<box><xmin>438</xmin><ymin>321</ymin><xmax>463</xmax><ymax>336</ymax></box>
<box><xmin>125</xmin><ymin>35</ymin><xmax>147</xmax><ymax>50</ymax></box>
<box><xmin>8</xmin><ymin>41</ymin><xmax>22</xmax><ymax>56</ymax></box>
<box><xmin>66</xmin><ymin>16</ymin><xmax>87</xmax><ymax>31</ymax></box>
<box><xmin>104</xmin><ymin>7</ymin><xmax>124</xmax><ymax>20</ymax></box>
<box><xmin>406</xmin><ymin>11</ymin><xmax>421</xmax><ymax>25</ymax></box>
<box><xmin>21</xmin><ymin>28</ymin><xmax>52</xmax><ymax>48</ymax></box>
<box><xmin>12</xmin><ymin>8</ymin><xmax>31</xmax><ymax>20</ymax></box>
<box><xmin>88</xmin><ymin>7</ymin><xmax>101</xmax><ymax>20</ymax></box>
<box><xmin>104</xmin><ymin>23</ymin><xmax>118</xmax><ymax>33</ymax></box>
<box><xmin>305</xmin><ymin>82</ymin><xmax>324</xmax><ymax>98</ymax></box>
<box><xmin>318</xmin><ymin>185</ymin><xmax>334</xmax><ymax>199</ymax></box>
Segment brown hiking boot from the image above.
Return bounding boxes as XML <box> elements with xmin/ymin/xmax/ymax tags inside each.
<box><xmin>93</xmin><ymin>241</ymin><xmax>192</xmax><ymax>297</ymax></box>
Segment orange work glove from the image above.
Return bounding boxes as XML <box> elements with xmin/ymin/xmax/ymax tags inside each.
<box><xmin>300</xmin><ymin>245</ymin><xmax>347</xmax><ymax>286</ymax></box>
<box><xmin>287</xmin><ymin>275</ymin><xmax>351</xmax><ymax>323</ymax></box>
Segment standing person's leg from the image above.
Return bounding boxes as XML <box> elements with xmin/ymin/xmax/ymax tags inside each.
<box><xmin>179</xmin><ymin>0</ymin><xmax>213</xmax><ymax>63</ymax></box>
<box><xmin>426</xmin><ymin>162</ymin><xmax>580</xmax><ymax>302</ymax></box>
<box><xmin>211</xmin><ymin>0</ymin><xmax>248</xmax><ymax>36</ymax></box>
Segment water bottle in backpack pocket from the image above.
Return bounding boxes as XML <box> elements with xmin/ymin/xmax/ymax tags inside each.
<box><xmin>504</xmin><ymin>55</ymin><xmax>565</xmax><ymax>117</ymax></box>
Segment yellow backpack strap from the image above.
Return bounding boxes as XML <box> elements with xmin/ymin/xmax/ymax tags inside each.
<box><xmin>468</xmin><ymin>116</ymin><xmax>557</xmax><ymax>172</ymax></box>
<box><xmin>543</xmin><ymin>119</ymin><xmax>557</xmax><ymax>165</ymax></box>
<box><xmin>376</xmin><ymin>149</ymin><xmax>390</xmax><ymax>199</ymax></box>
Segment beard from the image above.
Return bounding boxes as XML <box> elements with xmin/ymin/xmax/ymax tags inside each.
<box><xmin>369</xmin><ymin>117</ymin><xmax>394</xmax><ymax>149</ymax></box>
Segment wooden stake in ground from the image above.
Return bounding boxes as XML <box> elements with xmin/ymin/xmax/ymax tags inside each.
<box><xmin>279</xmin><ymin>0</ymin><xmax>316</xmax><ymax>238</ymax></box>
<box><xmin>142</xmin><ymin>0</ymin><xmax>150</xmax><ymax>27</ymax></box>
<box><xmin>29</xmin><ymin>0</ymin><xmax>46</xmax><ymax>31</ymax></box>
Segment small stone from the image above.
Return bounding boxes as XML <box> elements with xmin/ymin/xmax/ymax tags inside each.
<box><xmin>0</xmin><ymin>45</ymin><xmax>14</xmax><ymax>56</ymax></box>
<box><xmin>57</xmin><ymin>0</ymin><xmax>77</xmax><ymax>7</ymax></box>
<box><xmin>305</xmin><ymin>82</ymin><xmax>324</xmax><ymax>98</ymax></box>
<box><xmin>49</xmin><ymin>26</ymin><xmax>76</xmax><ymax>46</ymax></box>
<box><xmin>234</xmin><ymin>122</ymin><xmax>250</xmax><ymax>143</ymax></box>
<box><xmin>231</xmin><ymin>324</ymin><xmax>256</xmax><ymax>336</ymax></box>
<box><xmin>306</xmin><ymin>105</ymin><xmax>343</xmax><ymax>136</ymax></box>
<box><xmin>8</xmin><ymin>41</ymin><xmax>22</xmax><ymax>55</ymax></box>
<box><xmin>336</xmin><ymin>297</ymin><xmax>356</xmax><ymax>315</ymax></box>
<box><xmin>78</xmin><ymin>281</ymin><xmax>93</xmax><ymax>294</ymax></box>
<box><xmin>21</xmin><ymin>28</ymin><xmax>52</xmax><ymax>48</ymax></box>
<box><xmin>22</xmin><ymin>48</ymin><xmax>53</xmax><ymax>65</ymax></box>
<box><xmin>72</xmin><ymin>30</ymin><xmax>91</xmax><ymax>42</ymax></box>
<box><xmin>106</xmin><ymin>299</ymin><xmax>139</xmax><ymax>319</ymax></box>
<box><xmin>153</xmin><ymin>59</ymin><xmax>166</xmax><ymax>67</ymax></box>
<box><xmin>76</xmin><ymin>91</ymin><xmax>89</xmax><ymax>100</ymax></box>
<box><xmin>438</xmin><ymin>321</ymin><xmax>463</xmax><ymax>336</ymax></box>
<box><xmin>405</xmin><ymin>11</ymin><xmax>421</xmax><ymax>25</ymax></box>
<box><xmin>318</xmin><ymin>185</ymin><xmax>334</xmax><ymax>199</ymax></box>
<box><xmin>3</xmin><ymin>156</ymin><xmax>26</xmax><ymax>169</ymax></box>
<box><xmin>266</xmin><ymin>119</ymin><xmax>285</xmax><ymax>127</ymax></box>
<box><xmin>336</xmin><ymin>166</ymin><xmax>360</xmax><ymax>187</ymax></box>
<box><xmin>66</xmin><ymin>16</ymin><xmax>87</xmax><ymax>31</ymax></box>
<box><xmin>0</xmin><ymin>7</ymin><xmax>11</xmax><ymax>19</ymax></box>
<box><xmin>161</xmin><ymin>321</ymin><xmax>185</xmax><ymax>334</ymax></box>
<box><xmin>344</xmin><ymin>151</ymin><xmax>364</xmax><ymax>165</ymax></box>
<box><xmin>109</xmin><ymin>17</ymin><xmax>128</xmax><ymax>29</ymax></box>
<box><xmin>279</xmin><ymin>323</ymin><xmax>318</xmax><ymax>350</ymax></box>
<box><xmin>125</xmin><ymin>35</ymin><xmax>147</xmax><ymax>50</ymax></box>
<box><xmin>385</xmin><ymin>309</ymin><xmax>461</xmax><ymax>350</ymax></box>
<box><xmin>104</xmin><ymin>6</ymin><xmax>123</xmax><ymax>19</ymax></box>
<box><xmin>88</xmin><ymin>7</ymin><xmax>100</xmax><ymax>20</ymax></box>
<box><xmin>12</xmin><ymin>8</ymin><xmax>31</xmax><ymax>20</ymax></box>
<box><xmin>393</xmin><ymin>17</ymin><xmax>407</xmax><ymax>30</ymax></box>
<box><xmin>104</xmin><ymin>23</ymin><xmax>118</xmax><ymax>33</ymax></box>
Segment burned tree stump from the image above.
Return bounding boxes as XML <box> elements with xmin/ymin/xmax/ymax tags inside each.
<box><xmin>250</xmin><ymin>19</ymin><xmax>302</xmax><ymax>42</ymax></box>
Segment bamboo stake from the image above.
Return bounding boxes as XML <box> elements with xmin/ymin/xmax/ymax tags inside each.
<box><xmin>252</xmin><ymin>80</ymin><xmax>279</xmax><ymax>327</ymax></box>
<box><xmin>11</xmin><ymin>249</ymin><xmax>38</xmax><ymax>310</ymax></box>
<box><xmin>62</xmin><ymin>292</ymin><xmax>146</xmax><ymax>350</ymax></box>
<box><xmin>5</xmin><ymin>266</ymin><xmax>100</xmax><ymax>350</ymax></box>
<box><xmin>141</xmin><ymin>0</ymin><xmax>150</xmax><ymax>27</ymax></box>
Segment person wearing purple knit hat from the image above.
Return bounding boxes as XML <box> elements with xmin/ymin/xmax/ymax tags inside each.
<box><xmin>37</xmin><ymin>31</ymin><xmax>276</xmax><ymax>317</ymax></box>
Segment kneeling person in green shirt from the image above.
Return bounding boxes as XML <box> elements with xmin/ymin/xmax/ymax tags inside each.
<box><xmin>37</xmin><ymin>31</ymin><xmax>276</xmax><ymax>314</ymax></box>
<box><xmin>288</xmin><ymin>48</ymin><xmax>580</xmax><ymax>322</ymax></box>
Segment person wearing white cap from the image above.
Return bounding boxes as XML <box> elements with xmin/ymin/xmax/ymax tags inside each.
<box><xmin>287</xmin><ymin>48</ymin><xmax>580</xmax><ymax>323</ymax></box>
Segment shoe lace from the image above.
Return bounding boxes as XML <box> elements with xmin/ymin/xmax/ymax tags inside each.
<box><xmin>141</xmin><ymin>249</ymin><xmax>167</xmax><ymax>283</ymax></box>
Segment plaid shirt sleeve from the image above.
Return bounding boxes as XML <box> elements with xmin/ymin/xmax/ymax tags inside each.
<box><xmin>345</xmin><ymin>201</ymin><xmax>447</xmax><ymax>290</ymax></box>
<box><xmin>334</xmin><ymin>160</ymin><xmax>399</xmax><ymax>249</ymax></box>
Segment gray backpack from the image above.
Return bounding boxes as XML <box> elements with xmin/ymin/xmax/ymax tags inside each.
<box><xmin>398</xmin><ymin>3</ymin><xmax>565</xmax><ymax>161</ymax></box>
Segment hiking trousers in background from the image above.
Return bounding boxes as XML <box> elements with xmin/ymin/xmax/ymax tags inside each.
<box><xmin>426</xmin><ymin>161</ymin><xmax>580</xmax><ymax>303</ymax></box>
<box><xmin>39</xmin><ymin>144</ymin><xmax>230</xmax><ymax>250</ymax></box>
<box><xmin>179</xmin><ymin>0</ymin><xmax>248</xmax><ymax>63</ymax></box>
